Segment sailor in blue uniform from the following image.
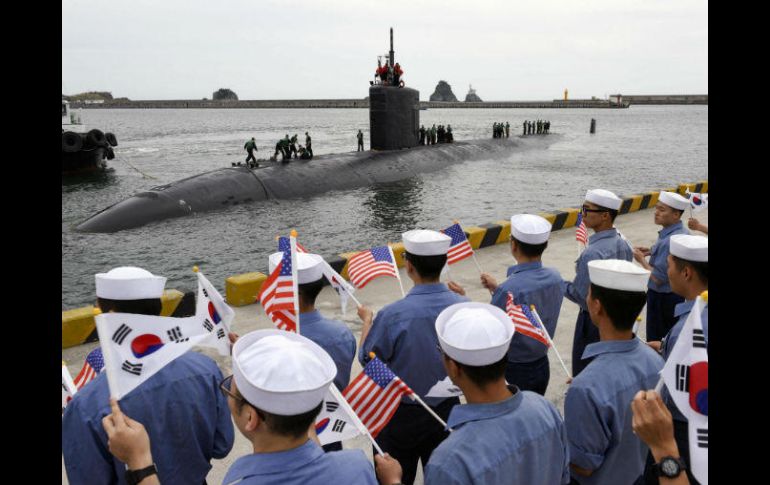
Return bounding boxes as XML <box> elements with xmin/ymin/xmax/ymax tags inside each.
<box><xmin>448</xmin><ymin>213</ymin><xmax>563</xmax><ymax>395</ymax></box>
<box><xmin>374</xmin><ymin>302</ymin><xmax>570</xmax><ymax>485</ymax></box>
<box><xmin>62</xmin><ymin>266</ymin><xmax>234</xmax><ymax>485</ymax></box>
<box><xmin>564</xmin><ymin>260</ymin><xmax>664</xmax><ymax>485</ymax></box>
<box><xmin>632</xmin><ymin>191</ymin><xmax>690</xmax><ymax>341</ymax></box>
<box><xmin>101</xmin><ymin>329</ymin><xmax>378</xmax><ymax>485</ymax></box>
<box><xmin>358</xmin><ymin>229</ymin><xmax>466</xmax><ymax>485</ymax></box>
<box><xmin>639</xmin><ymin>234</ymin><xmax>708</xmax><ymax>485</ymax></box>
<box><xmin>563</xmin><ymin>189</ymin><xmax>633</xmax><ymax>376</ymax></box>
<box><xmin>268</xmin><ymin>251</ymin><xmax>356</xmax><ymax>452</ymax></box>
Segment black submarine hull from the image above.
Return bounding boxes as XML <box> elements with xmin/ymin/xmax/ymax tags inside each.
<box><xmin>76</xmin><ymin>137</ymin><xmax>550</xmax><ymax>233</ymax></box>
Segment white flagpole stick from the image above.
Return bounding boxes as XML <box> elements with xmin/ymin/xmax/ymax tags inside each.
<box><xmin>408</xmin><ymin>392</ymin><xmax>452</xmax><ymax>432</ymax></box>
<box><xmin>62</xmin><ymin>361</ymin><xmax>78</xmax><ymax>397</ymax></box>
<box><xmin>387</xmin><ymin>245</ymin><xmax>406</xmax><ymax>297</ymax></box>
<box><xmin>453</xmin><ymin>220</ymin><xmax>483</xmax><ymax>276</ymax></box>
<box><xmin>290</xmin><ymin>230</ymin><xmax>301</xmax><ymax>334</ymax></box>
<box><xmin>654</xmin><ymin>374</ymin><xmax>665</xmax><ymax>393</ymax></box>
<box><xmin>328</xmin><ymin>385</ymin><xmax>384</xmax><ymax>455</ymax></box>
<box><xmin>530</xmin><ymin>305</ymin><xmax>572</xmax><ymax>380</ymax></box>
<box><xmin>471</xmin><ymin>252</ymin><xmax>484</xmax><ymax>275</ymax></box>
<box><xmin>321</xmin><ymin>260</ymin><xmax>362</xmax><ymax>308</ymax></box>
<box><xmin>94</xmin><ymin>310</ymin><xmax>120</xmax><ymax>400</ymax></box>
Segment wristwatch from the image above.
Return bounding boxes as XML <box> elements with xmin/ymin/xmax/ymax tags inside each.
<box><xmin>125</xmin><ymin>464</ymin><xmax>157</xmax><ymax>485</ymax></box>
<box><xmin>652</xmin><ymin>456</ymin><xmax>686</xmax><ymax>478</ymax></box>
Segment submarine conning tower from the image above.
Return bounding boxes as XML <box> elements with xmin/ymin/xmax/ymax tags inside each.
<box><xmin>369</xmin><ymin>28</ymin><xmax>420</xmax><ymax>150</ymax></box>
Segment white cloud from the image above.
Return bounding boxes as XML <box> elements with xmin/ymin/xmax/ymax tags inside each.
<box><xmin>62</xmin><ymin>0</ymin><xmax>707</xmax><ymax>100</ymax></box>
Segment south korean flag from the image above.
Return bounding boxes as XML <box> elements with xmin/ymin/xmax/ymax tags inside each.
<box><xmin>195</xmin><ymin>268</ymin><xmax>235</xmax><ymax>356</ymax></box>
<box><xmin>320</xmin><ymin>260</ymin><xmax>357</xmax><ymax>317</ymax></box>
<box><xmin>314</xmin><ymin>385</ymin><xmax>365</xmax><ymax>446</ymax></box>
<box><xmin>95</xmin><ymin>312</ymin><xmax>212</xmax><ymax>400</ymax></box>
<box><xmin>661</xmin><ymin>293</ymin><xmax>708</xmax><ymax>485</ymax></box>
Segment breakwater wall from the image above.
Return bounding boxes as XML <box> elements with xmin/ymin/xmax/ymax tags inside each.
<box><xmin>620</xmin><ymin>95</ymin><xmax>708</xmax><ymax>105</ymax></box>
<box><xmin>71</xmin><ymin>96</ymin><xmax>704</xmax><ymax>110</ymax></box>
<box><xmin>70</xmin><ymin>94</ymin><xmax>706</xmax><ymax>110</ymax></box>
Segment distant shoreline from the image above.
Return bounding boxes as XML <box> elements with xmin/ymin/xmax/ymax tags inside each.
<box><xmin>69</xmin><ymin>95</ymin><xmax>707</xmax><ymax>109</ymax></box>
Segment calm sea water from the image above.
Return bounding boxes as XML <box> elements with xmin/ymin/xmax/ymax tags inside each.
<box><xmin>62</xmin><ymin>106</ymin><xmax>707</xmax><ymax>309</ymax></box>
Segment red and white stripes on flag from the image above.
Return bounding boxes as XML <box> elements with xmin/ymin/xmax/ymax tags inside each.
<box><xmin>506</xmin><ymin>293</ymin><xmax>551</xmax><ymax>347</ymax></box>
<box><xmin>575</xmin><ymin>212</ymin><xmax>588</xmax><ymax>246</ymax></box>
<box><xmin>343</xmin><ymin>356</ymin><xmax>414</xmax><ymax>438</ymax></box>
<box><xmin>346</xmin><ymin>246</ymin><xmax>398</xmax><ymax>289</ymax></box>
<box><xmin>441</xmin><ymin>223</ymin><xmax>474</xmax><ymax>265</ymax></box>
<box><xmin>73</xmin><ymin>347</ymin><xmax>105</xmax><ymax>390</ymax></box>
<box><xmin>258</xmin><ymin>246</ymin><xmax>298</xmax><ymax>332</ymax></box>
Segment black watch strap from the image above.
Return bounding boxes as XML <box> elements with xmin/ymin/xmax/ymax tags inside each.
<box><xmin>125</xmin><ymin>464</ymin><xmax>157</xmax><ymax>485</ymax></box>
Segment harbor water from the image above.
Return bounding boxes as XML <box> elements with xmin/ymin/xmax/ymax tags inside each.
<box><xmin>62</xmin><ymin>106</ymin><xmax>708</xmax><ymax>309</ymax></box>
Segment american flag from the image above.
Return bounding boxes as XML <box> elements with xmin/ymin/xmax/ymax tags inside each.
<box><xmin>73</xmin><ymin>347</ymin><xmax>105</xmax><ymax>390</ymax></box>
<box><xmin>506</xmin><ymin>293</ymin><xmax>550</xmax><ymax>347</ymax></box>
<box><xmin>343</xmin><ymin>356</ymin><xmax>414</xmax><ymax>438</ymax></box>
<box><xmin>575</xmin><ymin>212</ymin><xmax>588</xmax><ymax>246</ymax></box>
<box><xmin>346</xmin><ymin>246</ymin><xmax>397</xmax><ymax>289</ymax></box>
<box><xmin>259</xmin><ymin>247</ymin><xmax>297</xmax><ymax>332</ymax></box>
<box><xmin>442</xmin><ymin>223</ymin><xmax>474</xmax><ymax>265</ymax></box>
<box><xmin>278</xmin><ymin>236</ymin><xmax>307</xmax><ymax>253</ymax></box>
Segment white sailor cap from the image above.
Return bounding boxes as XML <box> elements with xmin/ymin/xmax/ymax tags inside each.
<box><xmin>588</xmin><ymin>259</ymin><xmax>650</xmax><ymax>292</ymax></box>
<box><xmin>658</xmin><ymin>191</ymin><xmax>690</xmax><ymax>211</ymax></box>
<box><xmin>268</xmin><ymin>252</ymin><xmax>324</xmax><ymax>284</ymax></box>
<box><xmin>232</xmin><ymin>329</ymin><xmax>336</xmax><ymax>415</ymax></box>
<box><xmin>670</xmin><ymin>234</ymin><xmax>708</xmax><ymax>262</ymax></box>
<box><xmin>95</xmin><ymin>266</ymin><xmax>166</xmax><ymax>300</ymax></box>
<box><xmin>585</xmin><ymin>189</ymin><xmax>623</xmax><ymax>210</ymax></box>
<box><xmin>402</xmin><ymin>229</ymin><xmax>451</xmax><ymax>256</ymax></box>
<box><xmin>435</xmin><ymin>302</ymin><xmax>514</xmax><ymax>366</ymax></box>
<box><xmin>510</xmin><ymin>214</ymin><xmax>552</xmax><ymax>245</ymax></box>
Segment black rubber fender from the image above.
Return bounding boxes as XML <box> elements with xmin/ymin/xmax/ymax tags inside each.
<box><xmin>87</xmin><ymin>129</ymin><xmax>106</xmax><ymax>146</ymax></box>
<box><xmin>62</xmin><ymin>131</ymin><xmax>82</xmax><ymax>152</ymax></box>
<box><xmin>105</xmin><ymin>132</ymin><xmax>118</xmax><ymax>147</ymax></box>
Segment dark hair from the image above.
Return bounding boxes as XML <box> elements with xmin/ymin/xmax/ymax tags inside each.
<box><xmin>673</xmin><ymin>209</ymin><xmax>685</xmax><ymax>217</ymax></box>
<box><xmin>404</xmin><ymin>252</ymin><xmax>447</xmax><ymax>280</ymax></box>
<box><xmin>588</xmin><ymin>284</ymin><xmax>646</xmax><ymax>331</ymax></box>
<box><xmin>238</xmin><ymin>400</ymin><xmax>323</xmax><ymax>438</ymax></box>
<box><xmin>511</xmin><ymin>236</ymin><xmax>548</xmax><ymax>258</ymax></box>
<box><xmin>671</xmin><ymin>255</ymin><xmax>708</xmax><ymax>286</ymax></box>
<box><xmin>96</xmin><ymin>297</ymin><xmax>162</xmax><ymax>316</ymax></box>
<box><xmin>298</xmin><ymin>278</ymin><xmax>324</xmax><ymax>306</ymax></box>
<box><xmin>452</xmin><ymin>355</ymin><xmax>507</xmax><ymax>386</ymax></box>
<box><xmin>608</xmin><ymin>209</ymin><xmax>619</xmax><ymax>222</ymax></box>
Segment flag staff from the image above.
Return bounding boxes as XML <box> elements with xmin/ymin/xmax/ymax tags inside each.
<box><xmin>290</xmin><ymin>230</ymin><xmax>301</xmax><ymax>334</ymax></box>
<box><xmin>408</xmin><ymin>393</ymin><xmax>452</xmax><ymax>432</ymax></box>
<box><xmin>530</xmin><ymin>306</ymin><xmax>571</xmax><ymax>379</ymax></box>
<box><xmin>453</xmin><ymin>220</ymin><xmax>484</xmax><ymax>276</ymax></box>
<box><xmin>387</xmin><ymin>245</ymin><xmax>406</xmax><ymax>297</ymax></box>
<box><xmin>321</xmin><ymin>260</ymin><xmax>362</xmax><ymax>308</ymax></box>
<box><xmin>328</xmin><ymin>384</ymin><xmax>385</xmax><ymax>455</ymax></box>
<box><xmin>94</xmin><ymin>308</ymin><xmax>120</xmax><ymax>400</ymax></box>
<box><xmin>370</xmin><ymin>352</ymin><xmax>451</xmax><ymax>431</ymax></box>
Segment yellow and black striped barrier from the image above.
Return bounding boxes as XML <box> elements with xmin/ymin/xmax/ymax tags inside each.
<box><xmin>62</xmin><ymin>289</ymin><xmax>195</xmax><ymax>349</ymax></box>
<box><xmin>63</xmin><ymin>180</ymin><xmax>708</xmax><ymax>347</ymax></box>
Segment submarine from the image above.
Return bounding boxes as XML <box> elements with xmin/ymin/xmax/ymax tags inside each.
<box><xmin>76</xmin><ymin>29</ymin><xmax>554</xmax><ymax>233</ymax></box>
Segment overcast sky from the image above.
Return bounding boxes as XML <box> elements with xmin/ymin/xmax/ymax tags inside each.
<box><xmin>62</xmin><ymin>0</ymin><xmax>707</xmax><ymax>101</ymax></box>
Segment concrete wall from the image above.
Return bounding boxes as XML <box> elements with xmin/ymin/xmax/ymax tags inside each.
<box><xmin>620</xmin><ymin>95</ymin><xmax>708</xmax><ymax>105</ymax></box>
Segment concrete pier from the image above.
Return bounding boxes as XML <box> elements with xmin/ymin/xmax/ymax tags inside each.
<box><xmin>62</xmin><ymin>206</ymin><xmax>708</xmax><ymax>485</ymax></box>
